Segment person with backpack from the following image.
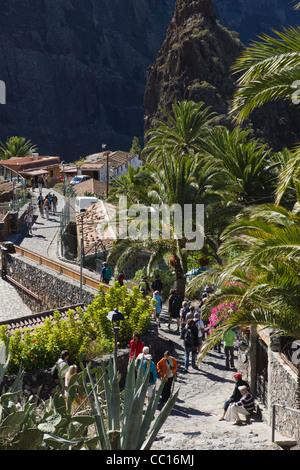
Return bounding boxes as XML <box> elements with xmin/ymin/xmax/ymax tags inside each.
<box><xmin>101</xmin><ymin>261</ymin><xmax>112</xmax><ymax>284</ymax></box>
<box><xmin>181</xmin><ymin>319</ymin><xmax>200</xmax><ymax>373</ymax></box>
<box><xmin>139</xmin><ymin>276</ymin><xmax>150</xmax><ymax>298</ymax></box>
<box><xmin>143</xmin><ymin>354</ymin><xmax>157</xmax><ymax>405</ymax></box>
<box><xmin>151</xmin><ymin>274</ymin><xmax>163</xmax><ymax>294</ymax></box>
<box><xmin>194</xmin><ymin>311</ymin><xmax>205</xmax><ymax>349</ymax></box>
<box><xmin>157</xmin><ymin>350</ymin><xmax>178</xmax><ymax>404</ymax></box>
<box><xmin>168</xmin><ymin>289</ymin><xmax>182</xmax><ymax>333</ymax></box>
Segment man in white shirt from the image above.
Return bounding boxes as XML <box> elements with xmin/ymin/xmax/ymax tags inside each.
<box><xmin>24</xmin><ymin>211</ymin><xmax>34</xmax><ymax>235</ymax></box>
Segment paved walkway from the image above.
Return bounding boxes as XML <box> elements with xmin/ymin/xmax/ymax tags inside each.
<box><xmin>6</xmin><ymin>187</ymin><xmax>65</xmax><ymax>257</ymax></box>
<box><xmin>151</xmin><ymin>308</ymin><xmax>286</xmax><ymax>451</ymax></box>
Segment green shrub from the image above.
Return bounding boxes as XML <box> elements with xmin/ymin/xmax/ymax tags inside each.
<box><xmin>0</xmin><ymin>283</ymin><xmax>154</xmax><ymax>373</ymax></box>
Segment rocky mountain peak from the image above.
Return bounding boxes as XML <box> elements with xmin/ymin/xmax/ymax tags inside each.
<box><xmin>174</xmin><ymin>0</ymin><xmax>216</xmax><ymax>27</ymax></box>
<box><xmin>144</xmin><ymin>0</ymin><xmax>242</xmax><ymax>137</ymax></box>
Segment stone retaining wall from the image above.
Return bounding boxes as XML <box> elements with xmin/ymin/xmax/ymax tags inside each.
<box><xmin>269</xmin><ymin>352</ymin><xmax>300</xmax><ymax>442</ymax></box>
<box><xmin>4</xmin><ymin>253</ymin><xmax>96</xmax><ymax>311</ymax></box>
<box><xmin>236</xmin><ymin>331</ymin><xmax>300</xmax><ymax>441</ymax></box>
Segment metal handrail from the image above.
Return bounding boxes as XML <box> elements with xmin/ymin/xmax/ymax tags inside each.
<box><xmin>7</xmin><ymin>245</ymin><xmax>109</xmax><ymax>292</ymax></box>
<box><xmin>272</xmin><ymin>402</ymin><xmax>300</xmax><ymax>443</ymax></box>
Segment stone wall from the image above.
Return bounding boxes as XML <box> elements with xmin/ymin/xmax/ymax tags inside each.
<box><xmin>5</xmin><ymin>252</ymin><xmax>96</xmax><ymax>312</ymax></box>
<box><xmin>269</xmin><ymin>352</ymin><xmax>300</xmax><ymax>442</ymax></box>
<box><xmin>236</xmin><ymin>330</ymin><xmax>300</xmax><ymax>441</ymax></box>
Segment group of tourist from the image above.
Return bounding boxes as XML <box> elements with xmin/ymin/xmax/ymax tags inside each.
<box><xmin>49</xmin><ymin>263</ymin><xmax>255</xmax><ymax>424</ymax></box>
<box><xmin>37</xmin><ymin>192</ymin><xmax>58</xmax><ymax>219</ymax></box>
<box><xmin>129</xmin><ymin>331</ymin><xmax>177</xmax><ymax>405</ymax></box>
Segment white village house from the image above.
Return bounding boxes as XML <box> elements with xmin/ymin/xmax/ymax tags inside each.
<box><xmin>79</xmin><ymin>150</ymin><xmax>142</xmax><ymax>183</ymax></box>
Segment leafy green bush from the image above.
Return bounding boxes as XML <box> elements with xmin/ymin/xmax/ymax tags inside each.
<box><xmin>0</xmin><ymin>283</ymin><xmax>154</xmax><ymax>373</ymax></box>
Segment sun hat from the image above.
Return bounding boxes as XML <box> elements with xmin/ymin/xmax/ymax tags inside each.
<box><xmin>233</xmin><ymin>373</ymin><xmax>242</xmax><ymax>379</ymax></box>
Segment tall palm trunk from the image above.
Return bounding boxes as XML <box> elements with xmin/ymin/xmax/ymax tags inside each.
<box><xmin>172</xmin><ymin>253</ymin><xmax>187</xmax><ymax>300</ymax></box>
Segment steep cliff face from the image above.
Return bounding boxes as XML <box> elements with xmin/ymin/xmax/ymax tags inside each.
<box><xmin>144</xmin><ymin>0</ymin><xmax>300</xmax><ymax>151</ymax></box>
<box><xmin>0</xmin><ymin>0</ymin><xmax>175</xmax><ymax>160</ymax></box>
<box><xmin>0</xmin><ymin>0</ymin><xmax>299</xmax><ymax>161</ymax></box>
<box><xmin>144</xmin><ymin>0</ymin><xmax>243</xmax><ymax>136</ymax></box>
<box><xmin>214</xmin><ymin>0</ymin><xmax>300</xmax><ymax>45</ymax></box>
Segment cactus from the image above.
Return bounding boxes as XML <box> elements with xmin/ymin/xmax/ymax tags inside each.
<box><xmin>82</xmin><ymin>355</ymin><xmax>179</xmax><ymax>450</ymax></box>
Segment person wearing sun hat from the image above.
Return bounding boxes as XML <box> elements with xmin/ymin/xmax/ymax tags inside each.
<box><xmin>219</xmin><ymin>372</ymin><xmax>249</xmax><ymax>421</ymax></box>
<box><xmin>143</xmin><ymin>354</ymin><xmax>158</xmax><ymax>404</ymax></box>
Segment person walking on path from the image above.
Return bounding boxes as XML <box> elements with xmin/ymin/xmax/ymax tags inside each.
<box><xmin>223</xmin><ymin>329</ymin><xmax>236</xmax><ymax>370</ymax></box>
<box><xmin>118</xmin><ymin>271</ymin><xmax>125</xmax><ymax>286</ymax></box>
<box><xmin>129</xmin><ymin>331</ymin><xmax>144</xmax><ymax>360</ymax></box>
<box><xmin>225</xmin><ymin>385</ymin><xmax>255</xmax><ymax>425</ymax></box>
<box><xmin>157</xmin><ymin>350</ymin><xmax>178</xmax><ymax>404</ymax></box>
<box><xmin>151</xmin><ymin>274</ymin><xmax>163</xmax><ymax>294</ymax></box>
<box><xmin>194</xmin><ymin>311</ymin><xmax>205</xmax><ymax>349</ymax></box>
<box><xmin>52</xmin><ymin>193</ymin><xmax>58</xmax><ymax>215</ymax></box>
<box><xmin>43</xmin><ymin>196</ymin><xmax>50</xmax><ymax>220</ymax></box>
<box><xmin>180</xmin><ymin>301</ymin><xmax>190</xmax><ymax>331</ymax></box>
<box><xmin>37</xmin><ymin>193</ymin><xmax>44</xmax><ymax>217</ymax></box>
<box><xmin>168</xmin><ymin>289</ymin><xmax>182</xmax><ymax>333</ymax></box>
<box><xmin>24</xmin><ymin>211</ymin><xmax>34</xmax><ymax>236</ymax></box>
<box><xmin>181</xmin><ymin>319</ymin><xmax>200</xmax><ymax>372</ymax></box>
<box><xmin>101</xmin><ymin>261</ymin><xmax>112</xmax><ymax>284</ymax></box>
<box><xmin>139</xmin><ymin>276</ymin><xmax>151</xmax><ymax>298</ymax></box>
<box><xmin>153</xmin><ymin>290</ymin><xmax>163</xmax><ymax>327</ymax></box>
<box><xmin>143</xmin><ymin>354</ymin><xmax>157</xmax><ymax>404</ymax></box>
<box><xmin>219</xmin><ymin>373</ymin><xmax>249</xmax><ymax>421</ymax></box>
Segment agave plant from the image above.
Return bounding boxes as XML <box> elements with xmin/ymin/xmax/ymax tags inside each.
<box><xmin>82</xmin><ymin>356</ymin><xmax>179</xmax><ymax>450</ymax></box>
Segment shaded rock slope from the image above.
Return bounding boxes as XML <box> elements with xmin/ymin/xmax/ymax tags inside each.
<box><xmin>0</xmin><ymin>0</ymin><xmax>175</xmax><ymax>160</ymax></box>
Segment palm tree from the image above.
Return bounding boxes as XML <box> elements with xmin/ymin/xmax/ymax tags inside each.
<box><xmin>108</xmin><ymin>165</ymin><xmax>147</xmax><ymax>205</ymax></box>
<box><xmin>196</xmin><ymin>203</ymin><xmax>300</xmax><ymax>357</ymax></box>
<box><xmin>108</xmin><ymin>153</ymin><xmax>225</xmax><ymax>299</ymax></box>
<box><xmin>0</xmin><ymin>136</ymin><xmax>37</xmax><ymax>160</ymax></box>
<box><xmin>230</xmin><ymin>26</ymin><xmax>300</xmax><ymax>123</ymax></box>
<box><xmin>200</xmin><ymin>126</ymin><xmax>279</xmax><ymax>206</ymax></box>
<box><xmin>276</xmin><ymin>144</ymin><xmax>300</xmax><ymax>205</ymax></box>
<box><xmin>143</xmin><ymin>100</ymin><xmax>215</xmax><ymax>162</ymax></box>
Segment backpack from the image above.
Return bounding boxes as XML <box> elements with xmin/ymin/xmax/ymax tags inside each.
<box><xmin>183</xmin><ymin>328</ymin><xmax>194</xmax><ymax>348</ymax></box>
<box><xmin>181</xmin><ymin>306</ymin><xmax>190</xmax><ymax>320</ymax></box>
<box><xmin>104</xmin><ymin>266</ymin><xmax>112</xmax><ymax>280</ymax></box>
<box><xmin>170</xmin><ymin>295</ymin><xmax>181</xmax><ymax>311</ymax></box>
<box><xmin>152</xmin><ymin>279</ymin><xmax>163</xmax><ymax>291</ymax></box>
<box><xmin>139</xmin><ymin>281</ymin><xmax>147</xmax><ymax>293</ymax></box>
